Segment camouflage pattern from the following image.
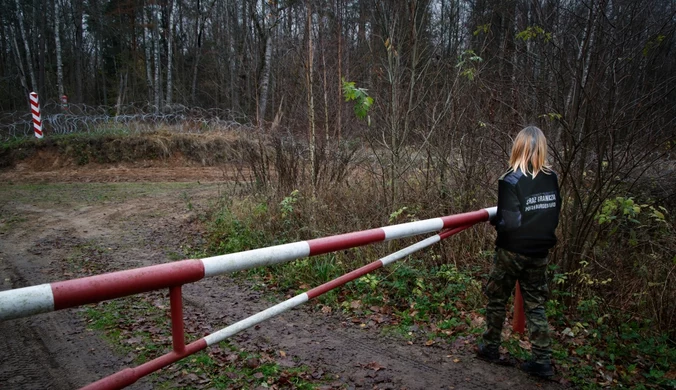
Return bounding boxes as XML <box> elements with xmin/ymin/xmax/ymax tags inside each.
<box><xmin>482</xmin><ymin>248</ymin><xmax>551</xmax><ymax>364</ymax></box>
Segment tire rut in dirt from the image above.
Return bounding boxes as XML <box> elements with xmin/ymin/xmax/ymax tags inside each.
<box><xmin>0</xmin><ymin>317</ymin><xmax>74</xmax><ymax>390</ymax></box>
<box><xmin>0</xmin><ymin>237</ymin><xmax>152</xmax><ymax>390</ymax></box>
<box><xmin>0</xmin><ymin>263</ymin><xmax>73</xmax><ymax>389</ymax></box>
<box><xmin>337</xmin><ymin>332</ymin><xmax>489</xmax><ymax>389</ymax></box>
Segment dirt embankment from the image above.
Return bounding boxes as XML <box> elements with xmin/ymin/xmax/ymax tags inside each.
<box><xmin>0</xmin><ymin>172</ymin><xmax>562</xmax><ymax>389</ymax></box>
<box><xmin>0</xmin><ymin>131</ymin><xmax>259</xmax><ymax>184</ymax></box>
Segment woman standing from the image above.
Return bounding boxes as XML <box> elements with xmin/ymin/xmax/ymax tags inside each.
<box><xmin>477</xmin><ymin>126</ymin><xmax>561</xmax><ymax>379</ymax></box>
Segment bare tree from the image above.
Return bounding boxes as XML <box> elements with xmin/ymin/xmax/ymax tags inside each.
<box><xmin>54</xmin><ymin>0</ymin><xmax>64</xmax><ymax>99</ymax></box>
<box><xmin>13</xmin><ymin>0</ymin><xmax>37</xmax><ymax>92</ymax></box>
<box><xmin>152</xmin><ymin>1</ymin><xmax>162</xmax><ymax>110</ymax></box>
<box><xmin>166</xmin><ymin>0</ymin><xmax>177</xmax><ymax>107</ymax></box>
<box><xmin>305</xmin><ymin>0</ymin><xmax>317</xmax><ymax>191</ymax></box>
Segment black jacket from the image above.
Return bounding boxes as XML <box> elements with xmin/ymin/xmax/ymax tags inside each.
<box><xmin>493</xmin><ymin>168</ymin><xmax>561</xmax><ymax>258</ymax></box>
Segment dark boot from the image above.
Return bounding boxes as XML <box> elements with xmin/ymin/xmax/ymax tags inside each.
<box><xmin>475</xmin><ymin>343</ymin><xmax>500</xmax><ymax>363</ymax></box>
<box><xmin>520</xmin><ymin>360</ymin><xmax>554</xmax><ymax>378</ymax></box>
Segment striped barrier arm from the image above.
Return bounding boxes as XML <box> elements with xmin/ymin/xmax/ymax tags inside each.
<box><xmin>0</xmin><ymin>207</ymin><xmax>496</xmax><ymax>322</ymax></box>
<box><xmin>81</xmin><ymin>225</ymin><xmax>471</xmax><ymax>390</ymax></box>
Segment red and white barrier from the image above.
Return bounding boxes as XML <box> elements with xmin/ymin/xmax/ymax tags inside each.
<box><xmin>0</xmin><ymin>206</ymin><xmax>498</xmax><ymax>390</ymax></box>
<box><xmin>30</xmin><ymin>92</ymin><xmax>43</xmax><ymax>138</ymax></box>
<box><xmin>203</xmin><ymin>225</ymin><xmax>469</xmax><ymax>347</ymax></box>
<box><xmin>200</xmin><ymin>207</ymin><xmax>496</xmax><ymax>276</ymax></box>
<box><xmin>0</xmin><ymin>207</ymin><xmax>496</xmax><ymax>322</ymax></box>
<box><xmin>81</xmin><ymin>225</ymin><xmax>471</xmax><ymax>390</ymax></box>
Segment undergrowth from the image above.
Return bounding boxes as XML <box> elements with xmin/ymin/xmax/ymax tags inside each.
<box><xmin>81</xmin><ymin>295</ymin><xmax>322</xmax><ymax>389</ymax></box>
<box><xmin>202</xmin><ymin>187</ymin><xmax>676</xmax><ymax>389</ymax></box>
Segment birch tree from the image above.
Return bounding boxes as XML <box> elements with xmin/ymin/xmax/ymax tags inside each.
<box><xmin>166</xmin><ymin>0</ymin><xmax>177</xmax><ymax>107</ymax></box>
<box><xmin>54</xmin><ymin>0</ymin><xmax>64</xmax><ymax>99</ymax></box>
<box><xmin>305</xmin><ymin>1</ymin><xmax>317</xmax><ymax>191</ymax></box>
<box><xmin>143</xmin><ymin>3</ymin><xmax>154</xmax><ymax>102</ymax></box>
<box><xmin>152</xmin><ymin>1</ymin><xmax>162</xmax><ymax>110</ymax></box>
<box><xmin>257</xmin><ymin>0</ymin><xmax>277</xmax><ymax>127</ymax></box>
<box><xmin>14</xmin><ymin>0</ymin><xmax>37</xmax><ymax>92</ymax></box>
<box><xmin>73</xmin><ymin>0</ymin><xmax>84</xmax><ymax>102</ymax></box>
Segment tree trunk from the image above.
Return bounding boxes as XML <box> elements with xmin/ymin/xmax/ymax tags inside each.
<box><xmin>38</xmin><ymin>0</ymin><xmax>46</xmax><ymax>98</ymax></box>
<box><xmin>116</xmin><ymin>71</ymin><xmax>128</xmax><ymax>116</ymax></box>
<box><xmin>74</xmin><ymin>0</ymin><xmax>84</xmax><ymax>102</ymax></box>
<box><xmin>191</xmin><ymin>0</ymin><xmax>203</xmax><ymax>104</ymax></box>
<box><xmin>14</xmin><ymin>0</ymin><xmax>37</xmax><ymax>92</ymax></box>
<box><xmin>511</xmin><ymin>0</ymin><xmax>519</xmax><ymax>123</ymax></box>
<box><xmin>258</xmin><ymin>33</ymin><xmax>273</xmax><ymax>127</ymax></box>
<box><xmin>153</xmin><ymin>2</ymin><xmax>162</xmax><ymax>110</ymax></box>
<box><xmin>166</xmin><ymin>0</ymin><xmax>176</xmax><ymax>107</ymax></box>
<box><xmin>305</xmin><ymin>1</ymin><xmax>317</xmax><ymax>191</ymax></box>
<box><xmin>320</xmin><ymin>15</ymin><xmax>329</xmax><ymax>148</ymax></box>
<box><xmin>144</xmin><ymin>4</ymin><xmax>154</xmax><ymax>103</ymax></box>
<box><xmin>229</xmin><ymin>1</ymin><xmax>238</xmax><ymax>111</ymax></box>
<box><xmin>10</xmin><ymin>27</ymin><xmax>29</xmax><ymax>94</ymax></box>
<box><xmin>335</xmin><ymin>0</ymin><xmax>342</xmax><ymax>143</ymax></box>
<box><xmin>54</xmin><ymin>0</ymin><xmax>64</xmax><ymax>99</ymax></box>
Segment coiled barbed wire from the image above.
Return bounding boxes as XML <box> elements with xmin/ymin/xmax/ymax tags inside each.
<box><xmin>0</xmin><ymin>102</ymin><xmax>255</xmax><ymax>141</ymax></box>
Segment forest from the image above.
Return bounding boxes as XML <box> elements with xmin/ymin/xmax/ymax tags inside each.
<box><xmin>1</xmin><ymin>0</ymin><xmax>675</xmax><ymax>387</ymax></box>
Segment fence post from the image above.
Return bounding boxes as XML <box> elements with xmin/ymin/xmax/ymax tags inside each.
<box><xmin>169</xmin><ymin>285</ymin><xmax>185</xmax><ymax>354</ymax></box>
<box><xmin>513</xmin><ymin>281</ymin><xmax>526</xmax><ymax>334</ymax></box>
<box><xmin>30</xmin><ymin>92</ymin><xmax>43</xmax><ymax>138</ymax></box>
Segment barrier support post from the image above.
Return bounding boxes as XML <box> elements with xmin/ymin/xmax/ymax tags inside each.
<box><xmin>169</xmin><ymin>286</ymin><xmax>185</xmax><ymax>353</ymax></box>
<box><xmin>513</xmin><ymin>281</ymin><xmax>525</xmax><ymax>334</ymax></box>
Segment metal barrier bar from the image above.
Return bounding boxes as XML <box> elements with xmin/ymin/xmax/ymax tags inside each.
<box><xmin>169</xmin><ymin>286</ymin><xmax>185</xmax><ymax>353</ymax></box>
<box><xmin>513</xmin><ymin>281</ymin><xmax>526</xmax><ymax>333</ymax></box>
<box><xmin>80</xmin><ymin>339</ymin><xmax>208</xmax><ymax>390</ymax></box>
<box><xmin>82</xmin><ymin>225</ymin><xmax>471</xmax><ymax>390</ymax></box>
<box><xmin>0</xmin><ymin>207</ymin><xmax>496</xmax><ymax>321</ymax></box>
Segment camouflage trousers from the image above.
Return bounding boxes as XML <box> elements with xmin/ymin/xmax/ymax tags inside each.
<box><xmin>483</xmin><ymin>248</ymin><xmax>552</xmax><ymax>364</ymax></box>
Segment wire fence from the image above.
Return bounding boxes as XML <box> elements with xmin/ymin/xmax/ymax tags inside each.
<box><xmin>0</xmin><ymin>102</ymin><xmax>255</xmax><ymax>141</ymax></box>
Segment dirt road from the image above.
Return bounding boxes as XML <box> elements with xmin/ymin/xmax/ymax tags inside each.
<box><xmin>0</xmin><ymin>168</ymin><xmax>563</xmax><ymax>389</ymax></box>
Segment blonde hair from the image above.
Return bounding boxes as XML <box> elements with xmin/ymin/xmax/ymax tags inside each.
<box><xmin>509</xmin><ymin>126</ymin><xmax>552</xmax><ymax>177</ymax></box>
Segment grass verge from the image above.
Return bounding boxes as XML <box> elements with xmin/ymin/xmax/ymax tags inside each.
<box><xmin>80</xmin><ymin>294</ymin><xmax>326</xmax><ymax>389</ymax></box>
<box><xmin>202</xmin><ymin>191</ymin><xmax>676</xmax><ymax>390</ymax></box>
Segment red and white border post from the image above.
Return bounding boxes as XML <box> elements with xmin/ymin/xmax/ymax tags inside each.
<box><xmin>30</xmin><ymin>92</ymin><xmax>43</xmax><ymax>138</ymax></box>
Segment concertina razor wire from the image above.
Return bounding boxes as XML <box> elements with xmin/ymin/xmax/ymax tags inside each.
<box><xmin>0</xmin><ymin>102</ymin><xmax>256</xmax><ymax>141</ymax></box>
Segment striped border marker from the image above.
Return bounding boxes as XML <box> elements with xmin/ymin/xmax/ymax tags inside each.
<box><xmin>30</xmin><ymin>92</ymin><xmax>43</xmax><ymax>138</ymax></box>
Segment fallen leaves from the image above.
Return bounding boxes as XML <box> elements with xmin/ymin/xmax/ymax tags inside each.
<box><xmin>469</xmin><ymin>313</ymin><xmax>485</xmax><ymax>328</ymax></box>
<box><xmin>561</xmin><ymin>327</ymin><xmax>575</xmax><ymax>337</ymax></box>
<box><xmin>518</xmin><ymin>339</ymin><xmax>531</xmax><ymax>351</ymax></box>
<box><xmin>358</xmin><ymin>361</ymin><xmax>385</xmax><ymax>371</ymax></box>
